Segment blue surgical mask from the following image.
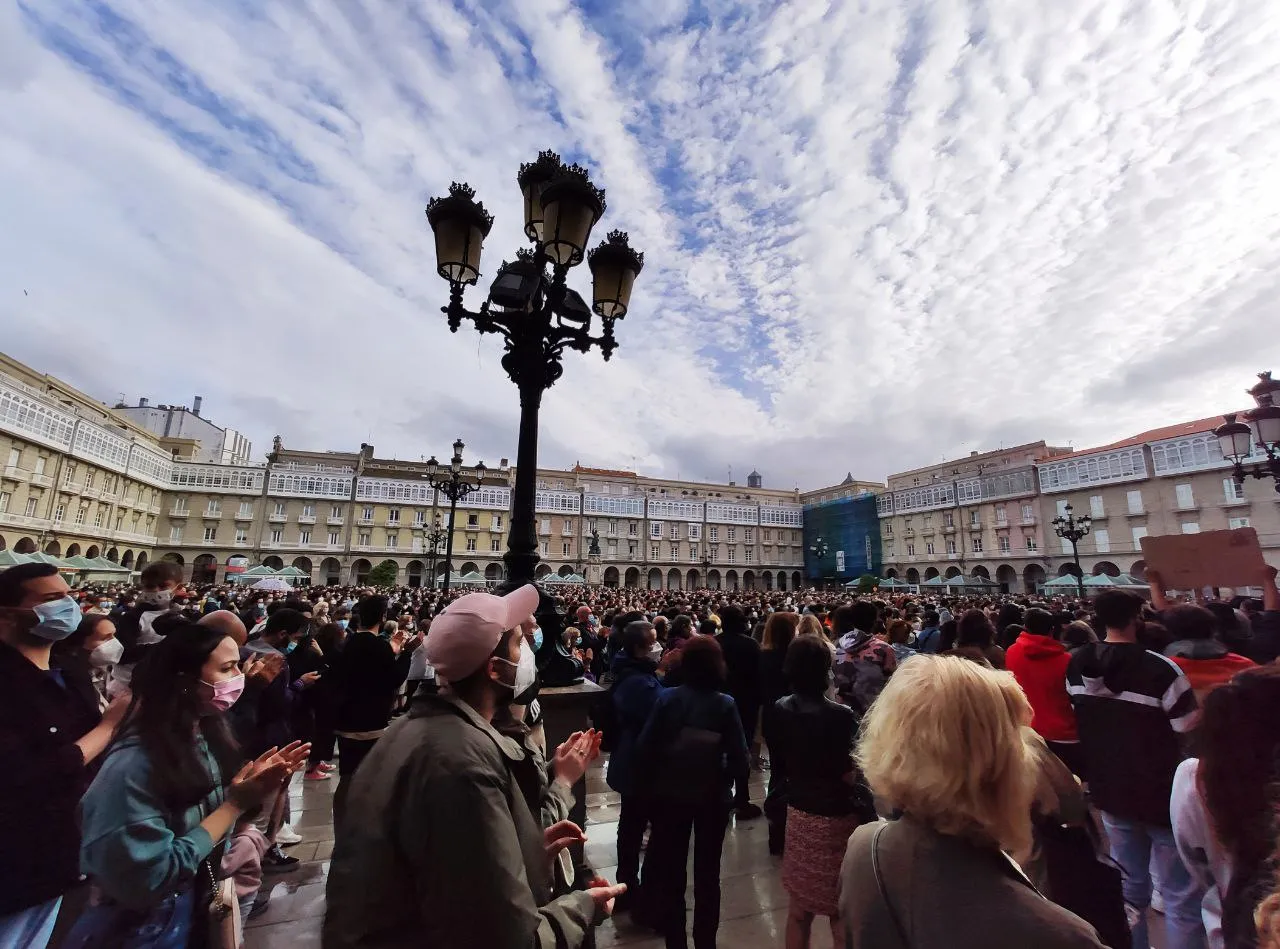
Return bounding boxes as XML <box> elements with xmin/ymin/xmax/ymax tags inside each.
<box><xmin>532</xmin><ymin>626</ymin><xmax>544</xmax><ymax>651</ymax></box>
<box><xmin>30</xmin><ymin>596</ymin><xmax>82</xmax><ymax>642</ymax></box>
<box><xmin>337</xmin><ymin>619</ymin><xmax>349</xmax><ymax>630</ymax></box>
<box><xmin>283</xmin><ymin>640</ymin><xmax>298</xmax><ymax>655</ymax></box>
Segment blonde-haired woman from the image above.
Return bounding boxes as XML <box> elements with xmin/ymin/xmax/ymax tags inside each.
<box><xmin>839</xmin><ymin>656</ymin><xmax>1105</xmax><ymax>949</ymax></box>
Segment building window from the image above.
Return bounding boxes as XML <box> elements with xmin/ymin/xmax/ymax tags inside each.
<box><xmin>300</xmin><ymin>530</ymin><xmax>312</xmax><ymax>544</ymax></box>
<box><xmin>969</xmin><ymin>511</ymin><xmax>980</xmax><ymax>527</ymax></box>
<box><xmin>53</xmin><ymin>503</ymin><xmax>65</xmax><ymax>523</ymax></box>
<box><xmin>709</xmin><ymin>544</ymin><xmax>718</xmax><ymax>560</ymax></box>
<box><xmin>206</xmin><ymin>499</ymin><xmax>221</xmax><ymax>515</ymax></box>
<box><xmin>1021</xmin><ymin>503</ymin><xmax>1034</xmax><ymax>522</ymax></box>
<box><xmin>274</xmin><ymin>502</ymin><xmax>286</xmax><ymax>517</ymax></box>
<box><xmin>1175</xmin><ymin>484</ymin><xmax>1195</xmax><ymax>509</ymax></box>
<box><xmin>492</xmin><ymin>514</ymin><xmax>503</xmax><ymax>531</ymax></box>
<box><xmin>667</xmin><ymin>523</ymin><xmax>678</xmax><ymax>539</ymax></box>
<box><xmin>971</xmin><ymin>538</ymin><xmax>983</xmax><ymax>553</ymax></box>
<box><xmin>414</xmin><ymin>510</ymin><xmax>426</xmax><ymax>525</ymax></box>
<box><xmin>690</xmin><ymin>543</ymin><xmax>698</xmax><ymax>559</ymax></box>
<box><xmin>994</xmin><ymin>505</ymin><xmax>1007</xmax><ymax>525</ymax></box>
<box><xmin>943</xmin><ymin>512</ymin><xmax>954</xmax><ymax>528</ymax></box>
<box><xmin>607</xmin><ymin>519</ymin><xmax>617</xmax><ymax>535</ymax></box>
<box><xmin>650</xmin><ymin>544</ymin><xmax>659</xmax><ymax>560</ymax></box>
<box><xmin>649</xmin><ymin>522</ymin><xmax>661</xmax><ymax>539</ymax></box>
<box><xmin>727</xmin><ymin>548</ymin><xmax>736</xmax><ymax>563</ymax></box>
<box><xmin>331</xmin><ymin>504</ymin><xmax>343</xmax><ymax>519</ymax></box>
<box><xmin>540</xmin><ymin>541</ymin><xmax>549</xmax><ymax>556</ymax></box>
<box><xmin>62</xmin><ymin>465</ymin><xmax>75</xmax><ymax>486</ymax></box>
<box><xmin>5</xmin><ymin>447</ymin><xmax>17</xmax><ymax>468</ymax></box>
<box><xmin>709</xmin><ymin>527</ymin><xmax>719</xmax><ymax>542</ymax></box>
<box><xmin>563</xmin><ymin>519</ymin><xmax>574</xmax><ymax>535</ymax></box>
<box><xmin>23</xmin><ymin>497</ymin><xmax>38</xmax><ymax>517</ymax></box>
<box><xmin>628</xmin><ymin>541</ymin><xmax>637</xmax><ymax>557</ymax></box>
<box><xmin>998</xmin><ymin>536</ymin><xmax>1010</xmax><ymax>553</ymax></box>
<box><xmin>886</xmin><ymin>545</ymin><xmax>895</xmax><ymax>559</ymax></box>
<box><xmin>668</xmin><ymin>543</ymin><xmax>678</xmax><ymax>560</ymax></box>
<box><xmin>1094</xmin><ymin>529</ymin><xmax>1110</xmax><ymax>553</ymax></box>
<box><xmin>763</xmin><ymin>529</ymin><xmax>772</xmax><ymax>542</ymax></box>
<box><xmin>84</xmin><ymin>471</ymin><xmax>95</xmax><ymax>490</ymax></box>
<box><xmin>906</xmin><ymin>543</ymin><xmax>915</xmax><ymax>556</ymax></box>
<box><xmin>33</xmin><ymin>456</ymin><xmax>47</xmax><ymax>475</ymax></box>
<box><xmin>170</xmin><ymin>525</ymin><xmax>182</xmax><ymax>542</ymax></box>
<box><xmin>1223</xmin><ymin>478</ymin><xmax>1246</xmax><ymax>502</ymax></box>
<box><xmin>173</xmin><ymin>496</ymin><xmax>188</xmax><ymax>513</ymax></box>
<box><xmin>204</xmin><ymin>526</ymin><xmax>217</xmax><ymax>542</ymax></box>
<box><xmin>387</xmin><ymin>508</ymin><xmax>400</xmax><ymax>524</ymax></box>
<box><xmin>946</xmin><ymin>539</ymin><xmax>956</xmax><ymax>555</ymax></box>
<box><xmin>239</xmin><ymin>501</ymin><xmax>254</xmax><ymax>517</ymax></box>
<box><xmin>0</xmin><ymin>492</ymin><xmax>8</xmax><ymax>514</ymax></box>
<box><xmin>387</xmin><ymin>533</ymin><xmax>398</xmax><ymax>549</ymax></box>
<box><xmin>744</xmin><ymin>528</ymin><xmax>754</xmax><ymax>543</ymax></box>
<box><xmin>926</xmin><ymin>541</ymin><xmax>936</xmax><ymax>555</ymax></box>
<box><xmin>93</xmin><ymin>508</ymin><xmax>104</xmax><ymax>527</ymax></box>
<box><xmin>1229</xmin><ymin>516</ymin><xmax>1251</xmax><ymax>530</ymax></box>
<box><xmin>1126</xmin><ymin>490</ymin><xmax>1144</xmax><ymax>515</ymax></box>
<box><xmin>74</xmin><ymin>505</ymin><xmax>86</xmax><ymax>525</ymax></box>
<box><xmin>236</xmin><ymin>528</ymin><xmax>248</xmax><ymax>544</ymax></box>
<box><xmin>491</xmin><ymin>539</ymin><xmax>501</xmax><ymax>552</ymax></box>
<box><xmin>1025</xmin><ymin>536</ymin><xmax>1038</xmax><ymax>551</ymax></box>
<box><xmin>270</xmin><ymin>529</ymin><xmax>282</xmax><ymax>544</ymax></box>
<box><xmin>1181</xmin><ymin>522</ymin><xmax>1200</xmax><ymax>534</ymax></box>
<box><xmin>885</xmin><ymin>522</ymin><xmax>894</xmax><ymax>536</ymax></box>
<box><xmin>302</xmin><ymin>503</ymin><xmax>315</xmax><ymax>517</ymax></box>
<box><xmin>1089</xmin><ymin>495</ymin><xmax>1105</xmax><ymax>518</ymax></box>
<box><xmin>467</xmin><ymin>513</ymin><xmax>479</xmax><ymax>528</ymax></box>
<box><xmin>467</xmin><ymin>538</ymin><xmax>478</xmax><ymax>552</ymax></box>
<box><xmin>1131</xmin><ymin>526</ymin><xmax>1148</xmax><ymax>548</ymax></box>
<box><xmin>628</xmin><ymin>522</ymin><xmax>638</xmax><ymax>536</ymax></box>
<box><xmin>358</xmin><ymin>532</ymin><xmax>371</xmax><ymax>546</ymax></box>
<box><xmin>744</xmin><ymin>548</ymin><xmax>753</xmax><ymax>563</ymax></box>
<box><xmin>727</xmin><ymin>527</ymin><xmax>737</xmax><ymax>542</ymax></box>
<box><xmin>115</xmin><ymin>513</ymin><xmax>124</xmax><ymax>530</ymax></box>
<box><xmin>328</xmin><ymin>531</ymin><xmax>340</xmax><ymax>546</ymax></box>
<box><xmin>362</xmin><ymin>506</ymin><xmax>374</xmax><ymax>520</ymax></box>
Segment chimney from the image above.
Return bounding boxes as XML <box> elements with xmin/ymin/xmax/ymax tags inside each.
<box><xmin>970</xmin><ymin>450</ymin><xmax>978</xmax><ymax>457</ymax></box>
<box><xmin>192</xmin><ymin>395</ymin><xmax>203</xmax><ymax>416</ymax></box>
<box><xmin>138</xmin><ymin>397</ymin><xmax>149</xmax><ymax>407</ymax></box>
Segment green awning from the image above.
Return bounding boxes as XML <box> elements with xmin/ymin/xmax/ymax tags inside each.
<box><xmin>242</xmin><ymin>565</ymin><xmax>279</xmax><ymax>577</ymax></box>
<box><xmin>0</xmin><ymin>550</ymin><xmax>31</xmax><ymax>568</ymax></box>
<box><xmin>276</xmin><ymin>566</ymin><xmax>308</xmax><ymax>578</ymax></box>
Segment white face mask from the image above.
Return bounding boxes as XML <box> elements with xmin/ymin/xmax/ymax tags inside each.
<box><xmin>648</xmin><ymin>641</ymin><xmax>664</xmax><ymax>663</ymax></box>
<box><xmin>494</xmin><ymin>638</ymin><xmax>537</xmax><ymax>696</ymax></box>
<box><xmin>90</xmin><ymin>637</ymin><xmax>125</xmax><ymax>668</ymax></box>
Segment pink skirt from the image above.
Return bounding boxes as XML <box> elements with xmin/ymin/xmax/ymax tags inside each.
<box><xmin>781</xmin><ymin>807</ymin><xmax>863</xmax><ymax>917</ymax></box>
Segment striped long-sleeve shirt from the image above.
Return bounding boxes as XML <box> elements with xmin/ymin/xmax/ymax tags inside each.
<box><xmin>1066</xmin><ymin>641</ymin><xmax>1199</xmax><ymax>827</ymax></box>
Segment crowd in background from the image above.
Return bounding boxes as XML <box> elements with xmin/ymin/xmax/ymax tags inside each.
<box><xmin>3</xmin><ymin>559</ymin><xmax>1280</xmax><ymax>948</ymax></box>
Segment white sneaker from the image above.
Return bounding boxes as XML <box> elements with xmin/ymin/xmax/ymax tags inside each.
<box><xmin>275</xmin><ymin>824</ymin><xmax>303</xmax><ymax>847</ymax></box>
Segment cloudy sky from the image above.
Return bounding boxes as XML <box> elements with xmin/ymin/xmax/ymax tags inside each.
<box><xmin>3</xmin><ymin>0</ymin><xmax>1279</xmax><ymax>492</ymax></box>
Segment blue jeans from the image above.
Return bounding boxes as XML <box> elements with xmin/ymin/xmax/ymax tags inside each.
<box><xmin>0</xmin><ymin>896</ymin><xmax>62</xmax><ymax>949</ymax></box>
<box><xmin>1100</xmin><ymin>812</ymin><xmax>1206</xmax><ymax>949</ymax></box>
<box><xmin>63</xmin><ymin>888</ymin><xmax>194</xmax><ymax>949</ymax></box>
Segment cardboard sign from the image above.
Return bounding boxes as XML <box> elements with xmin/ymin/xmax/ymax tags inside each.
<box><xmin>1139</xmin><ymin>527</ymin><xmax>1267</xmax><ymax>590</ymax></box>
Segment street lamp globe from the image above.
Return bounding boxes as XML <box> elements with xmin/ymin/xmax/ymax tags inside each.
<box><xmin>425</xmin><ymin>183</ymin><xmax>494</xmax><ymax>286</ymax></box>
<box><xmin>425</xmin><ymin>456</ymin><xmax>439</xmax><ymax>476</ymax></box>
<box><xmin>538</xmin><ymin>165</ymin><xmax>605</xmax><ymax>267</ymax></box>
<box><xmin>1248</xmin><ymin>372</ymin><xmax>1280</xmax><ymax>448</ymax></box>
<box><xmin>588</xmin><ymin>230</ymin><xmax>645</xmax><ymax>319</ymax></box>
<box><xmin>1215</xmin><ymin>413</ymin><xmax>1254</xmax><ymax>463</ymax></box>
<box><xmin>517</xmin><ymin>150</ymin><xmax>564</xmax><ymax>243</ymax></box>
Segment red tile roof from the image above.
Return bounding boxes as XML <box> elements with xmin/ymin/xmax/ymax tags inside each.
<box><xmin>1066</xmin><ymin>414</ymin><xmax>1232</xmax><ymax>458</ymax></box>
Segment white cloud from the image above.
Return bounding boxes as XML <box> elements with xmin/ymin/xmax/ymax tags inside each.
<box><xmin>2</xmin><ymin>0</ymin><xmax>1280</xmax><ymax>492</ymax></box>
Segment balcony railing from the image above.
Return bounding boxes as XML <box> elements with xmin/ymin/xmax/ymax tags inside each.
<box><xmin>234</xmin><ymin>511</ymin><xmax>254</xmax><ymax>521</ymax></box>
<box><xmin>327</xmin><ymin>516</ymin><xmax>345</xmax><ymax>525</ymax></box>
<box><xmin>268</xmin><ymin>514</ymin><xmax>287</xmax><ymax>523</ymax></box>
<box><xmin>1</xmin><ymin>464</ymin><xmax>24</xmax><ymax>480</ymax></box>
<box><xmin>169</xmin><ymin>509</ymin><xmax>190</xmax><ymax>518</ymax></box>
<box><xmin>0</xmin><ymin>511</ymin><xmax>52</xmax><ymax>530</ymax></box>
<box><xmin>297</xmin><ymin>515</ymin><xmax>317</xmax><ymax>524</ymax></box>
<box><xmin>30</xmin><ymin>473</ymin><xmax>53</xmax><ymax>487</ymax></box>
<box><xmin>202</xmin><ymin>510</ymin><xmax>222</xmax><ymax>519</ymax></box>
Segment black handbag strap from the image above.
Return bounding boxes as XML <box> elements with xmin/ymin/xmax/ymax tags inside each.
<box><xmin>871</xmin><ymin>822</ymin><xmax>911</xmax><ymax>948</ymax></box>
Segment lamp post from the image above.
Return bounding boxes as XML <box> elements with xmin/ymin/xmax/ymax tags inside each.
<box><xmin>423</xmin><ymin>438</ymin><xmax>486</xmax><ymax>602</ymax></box>
<box><xmin>808</xmin><ymin>535</ymin><xmax>830</xmax><ymax>589</ymax></box>
<box><xmin>425</xmin><ymin>152</ymin><xmax>645</xmax><ymax>663</ymax></box>
<box><xmin>1051</xmin><ymin>503</ymin><xmax>1092</xmax><ymax>598</ymax></box>
<box><xmin>420</xmin><ymin>516</ymin><xmax>448</xmax><ymax>590</ymax></box>
<box><xmin>1215</xmin><ymin>371</ymin><xmax>1280</xmax><ymax>493</ymax></box>
<box><xmin>702</xmin><ymin>551</ymin><xmax>713</xmax><ymax>591</ymax></box>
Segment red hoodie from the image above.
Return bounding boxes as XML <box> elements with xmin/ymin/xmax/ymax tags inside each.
<box><xmin>1005</xmin><ymin>632</ymin><xmax>1077</xmax><ymax>742</ymax></box>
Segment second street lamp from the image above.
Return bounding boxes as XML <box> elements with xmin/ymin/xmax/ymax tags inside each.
<box><xmin>1051</xmin><ymin>503</ymin><xmax>1092</xmax><ymax>598</ymax></box>
<box><xmin>426</xmin><ymin>151</ymin><xmax>644</xmax><ymax>673</ymax></box>
<box><xmin>423</xmin><ymin>438</ymin><xmax>486</xmax><ymax>602</ymax></box>
<box><xmin>808</xmin><ymin>536</ymin><xmax>830</xmax><ymax>588</ymax></box>
<box><xmin>420</xmin><ymin>516</ymin><xmax>448</xmax><ymax>590</ymax></box>
<box><xmin>1215</xmin><ymin>371</ymin><xmax>1280</xmax><ymax>493</ymax></box>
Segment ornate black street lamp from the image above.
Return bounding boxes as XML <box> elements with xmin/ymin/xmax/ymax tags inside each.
<box><xmin>425</xmin><ymin>153</ymin><xmax>644</xmax><ymax>669</ymax></box>
<box><xmin>1215</xmin><ymin>371</ymin><xmax>1280</xmax><ymax>494</ymax></box>
<box><xmin>423</xmin><ymin>438</ymin><xmax>486</xmax><ymax>600</ymax></box>
<box><xmin>702</xmin><ymin>551</ymin><xmax>713</xmax><ymax>591</ymax></box>
<box><xmin>808</xmin><ymin>535</ymin><xmax>830</xmax><ymax>588</ymax></box>
<box><xmin>419</xmin><ymin>515</ymin><xmax>448</xmax><ymax>590</ymax></box>
<box><xmin>1051</xmin><ymin>503</ymin><xmax>1092</xmax><ymax>598</ymax></box>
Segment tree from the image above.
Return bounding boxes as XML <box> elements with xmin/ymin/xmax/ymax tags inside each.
<box><xmin>856</xmin><ymin>573</ymin><xmax>879</xmax><ymax>593</ymax></box>
<box><xmin>367</xmin><ymin>559</ymin><xmax>399</xmax><ymax>587</ymax></box>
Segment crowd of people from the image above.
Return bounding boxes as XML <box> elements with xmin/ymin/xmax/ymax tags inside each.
<box><xmin>2</xmin><ymin>559</ymin><xmax>1280</xmax><ymax>948</ymax></box>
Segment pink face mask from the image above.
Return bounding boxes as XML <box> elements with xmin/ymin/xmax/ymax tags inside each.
<box><xmin>200</xmin><ymin>673</ymin><xmax>246</xmax><ymax>712</ymax></box>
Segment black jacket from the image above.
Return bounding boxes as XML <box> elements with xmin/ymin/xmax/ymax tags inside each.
<box><xmin>770</xmin><ymin>694</ymin><xmax>873</xmax><ymax>818</ymax></box>
<box><xmin>716</xmin><ymin>630</ymin><xmax>761</xmax><ymax>709</ymax></box>
<box><xmin>330</xmin><ymin>630</ymin><xmax>411</xmax><ymax>733</ymax></box>
<box><xmin>0</xmin><ymin>642</ymin><xmax>102</xmax><ymax>914</ymax></box>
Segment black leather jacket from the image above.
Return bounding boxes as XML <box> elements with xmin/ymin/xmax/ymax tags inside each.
<box><xmin>770</xmin><ymin>693</ymin><xmax>874</xmax><ymax>818</ymax></box>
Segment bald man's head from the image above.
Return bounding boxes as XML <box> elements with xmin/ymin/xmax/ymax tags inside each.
<box><xmin>199</xmin><ymin>610</ymin><xmax>248</xmax><ymax>647</ymax></box>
